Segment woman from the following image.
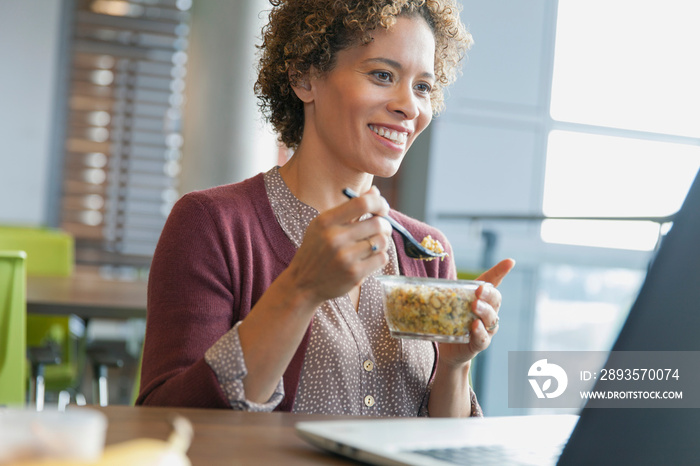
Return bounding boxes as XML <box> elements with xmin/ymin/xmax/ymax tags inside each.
<box><xmin>137</xmin><ymin>0</ymin><xmax>515</xmax><ymax>417</ymax></box>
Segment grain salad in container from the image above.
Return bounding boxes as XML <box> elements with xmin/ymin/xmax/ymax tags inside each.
<box><xmin>375</xmin><ymin>275</ymin><xmax>483</xmax><ymax>343</ymax></box>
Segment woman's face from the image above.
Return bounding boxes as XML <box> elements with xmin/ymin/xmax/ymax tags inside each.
<box><xmin>301</xmin><ymin>15</ymin><xmax>436</xmax><ymax>178</ymax></box>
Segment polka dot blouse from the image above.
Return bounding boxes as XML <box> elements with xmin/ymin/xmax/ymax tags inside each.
<box><xmin>205</xmin><ymin>167</ymin><xmax>478</xmax><ymax>416</ymax></box>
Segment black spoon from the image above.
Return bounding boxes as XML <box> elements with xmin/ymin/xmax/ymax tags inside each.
<box><xmin>342</xmin><ymin>188</ymin><xmax>447</xmax><ymax>261</ymax></box>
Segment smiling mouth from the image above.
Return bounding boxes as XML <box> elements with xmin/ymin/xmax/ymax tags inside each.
<box><xmin>369</xmin><ymin>124</ymin><xmax>408</xmax><ymax>145</ymax></box>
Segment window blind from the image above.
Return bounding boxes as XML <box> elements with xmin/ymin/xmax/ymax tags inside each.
<box><xmin>60</xmin><ymin>0</ymin><xmax>191</xmax><ymax>274</ymax></box>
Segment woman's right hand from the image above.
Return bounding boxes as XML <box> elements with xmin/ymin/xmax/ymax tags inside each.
<box><xmin>286</xmin><ymin>186</ymin><xmax>393</xmax><ymax>304</ymax></box>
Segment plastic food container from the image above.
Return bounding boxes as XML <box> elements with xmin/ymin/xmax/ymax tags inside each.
<box><xmin>376</xmin><ymin>275</ymin><xmax>483</xmax><ymax>343</ymax></box>
<box><xmin>0</xmin><ymin>407</ymin><xmax>107</xmax><ymax>464</ymax></box>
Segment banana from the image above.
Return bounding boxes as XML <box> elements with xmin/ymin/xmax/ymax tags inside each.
<box><xmin>97</xmin><ymin>438</ymin><xmax>191</xmax><ymax>466</ymax></box>
<box><xmin>14</xmin><ymin>415</ymin><xmax>193</xmax><ymax>466</ymax></box>
<box><xmin>99</xmin><ymin>415</ymin><xmax>193</xmax><ymax>466</ymax></box>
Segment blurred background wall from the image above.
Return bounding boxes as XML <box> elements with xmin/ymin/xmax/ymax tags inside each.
<box><xmin>0</xmin><ymin>0</ymin><xmax>65</xmax><ymax>226</ymax></box>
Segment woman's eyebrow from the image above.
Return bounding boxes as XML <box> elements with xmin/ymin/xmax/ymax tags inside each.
<box><xmin>362</xmin><ymin>57</ymin><xmax>435</xmax><ymax>80</ymax></box>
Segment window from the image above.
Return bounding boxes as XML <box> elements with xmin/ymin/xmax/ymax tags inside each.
<box><xmin>534</xmin><ymin>265</ymin><xmax>646</xmax><ymax>352</ymax></box>
<box><xmin>59</xmin><ymin>0</ymin><xmax>192</xmax><ymax>276</ymax></box>
<box><xmin>542</xmin><ymin>130</ymin><xmax>699</xmax><ymax>250</ymax></box>
<box><xmin>543</xmin><ymin>0</ymin><xmax>700</xmax><ymax>250</ymax></box>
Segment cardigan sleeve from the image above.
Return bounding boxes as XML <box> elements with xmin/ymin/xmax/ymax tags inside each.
<box><xmin>137</xmin><ymin>193</ymin><xmax>236</xmax><ymax>408</ymax></box>
<box><xmin>204</xmin><ymin>321</ymin><xmax>285</xmax><ymax>411</ymax></box>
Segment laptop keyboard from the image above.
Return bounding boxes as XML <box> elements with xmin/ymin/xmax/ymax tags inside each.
<box><xmin>409</xmin><ymin>443</ymin><xmax>565</xmax><ymax>466</ymax></box>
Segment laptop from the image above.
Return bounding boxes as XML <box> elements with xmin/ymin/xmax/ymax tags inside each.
<box><xmin>296</xmin><ymin>168</ymin><xmax>700</xmax><ymax>466</ymax></box>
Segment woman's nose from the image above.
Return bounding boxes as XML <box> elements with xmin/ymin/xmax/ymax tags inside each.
<box><xmin>388</xmin><ymin>85</ymin><xmax>420</xmax><ymax>120</ymax></box>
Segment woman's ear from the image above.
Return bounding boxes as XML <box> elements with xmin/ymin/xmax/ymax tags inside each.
<box><xmin>289</xmin><ymin>69</ymin><xmax>314</xmax><ymax>103</ymax></box>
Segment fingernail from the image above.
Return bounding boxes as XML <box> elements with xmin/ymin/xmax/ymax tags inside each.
<box><xmin>473</xmin><ymin>299</ymin><xmax>489</xmax><ymax>316</ymax></box>
<box><xmin>478</xmin><ymin>284</ymin><xmax>491</xmax><ymax>300</ymax></box>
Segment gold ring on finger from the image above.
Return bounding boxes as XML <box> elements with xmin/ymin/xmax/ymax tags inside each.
<box><xmin>487</xmin><ymin>316</ymin><xmax>500</xmax><ymax>332</ymax></box>
<box><xmin>367</xmin><ymin>238</ymin><xmax>378</xmax><ymax>253</ymax></box>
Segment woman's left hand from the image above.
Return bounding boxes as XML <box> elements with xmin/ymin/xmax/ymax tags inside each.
<box><xmin>437</xmin><ymin>258</ymin><xmax>516</xmax><ymax>367</ymax></box>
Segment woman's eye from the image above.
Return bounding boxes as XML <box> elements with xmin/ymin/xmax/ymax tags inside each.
<box><xmin>372</xmin><ymin>71</ymin><xmax>392</xmax><ymax>82</ymax></box>
<box><xmin>415</xmin><ymin>82</ymin><xmax>432</xmax><ymax>94</ymax></box>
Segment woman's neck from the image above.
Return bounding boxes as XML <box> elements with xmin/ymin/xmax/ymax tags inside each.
<box><xmin>278</xmin><ymin>147</ymin><xmax>374</xmax><ymax>213</ymax></box>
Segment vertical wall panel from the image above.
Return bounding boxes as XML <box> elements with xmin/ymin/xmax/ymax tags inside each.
<box><xmin>0</xmin><ymin>0</ymin><xmax>63</xmax><ymax>225</ymax></box>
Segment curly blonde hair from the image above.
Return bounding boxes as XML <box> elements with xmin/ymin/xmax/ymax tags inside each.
<box><xmin>255</xmin><ymin>0</ymin><xmax>473</xmax><ymax>149</ymax></box>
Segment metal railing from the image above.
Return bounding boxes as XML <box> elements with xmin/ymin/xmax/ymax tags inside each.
<box><xmin>436</xmin><ymin>213</ymin><xmax>677</xmax><ymax>224</ymax></box>
<box><xmin>434</xmin><ymin>212</ymin><xmax>677</xmax><ymax>270</ymax></box>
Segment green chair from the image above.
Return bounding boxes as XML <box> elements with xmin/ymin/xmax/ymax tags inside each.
<box><xmin>457</xmin><ymin>270</ymin><xmax>483</xmax><ymax>281</ymax></box>
<box><xmin>0</xmin><ymin>226</ymin><xmax>83</xmax><ymax>409</ymax></box>
<box><xmin>131</xmin><ymin>346</ymin><xmax>143</xmax><ymax>406</ymax></box>
<box><xmin>0</xmin><ymin>251</ymin><xmax>27</xmax><ymax>406</ymax></box>
<box><xmin>0</xmin><ymin>226</ymin><xmax>74</xmax><ymax>277</ymax></box>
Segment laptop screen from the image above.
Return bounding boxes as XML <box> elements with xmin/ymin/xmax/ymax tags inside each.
<box><xmin>558</xmin><ymin>168</ymin><xmax>700</xmax><ymax>465</ymax></box>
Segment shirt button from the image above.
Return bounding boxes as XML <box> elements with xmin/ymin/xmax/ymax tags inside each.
<box><xmin>363</xmin><ymin>360</ymin><xmax>374</xmax><ymax>372</ymax></box>
<box><xmin>364</xmin><ymin>395</ymin><xmax>375</xmax><ymax>407</ymax></box>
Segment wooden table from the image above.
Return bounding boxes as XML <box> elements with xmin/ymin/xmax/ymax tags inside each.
<box><xmin>96</xmin><ymin>405</ymin><xmax>356</xmax><ymax>465</ymax></box>
<box><xmin>26</xmin><ymin>267</ymin><xmax>148</xmax><ymax>319</ymax></box>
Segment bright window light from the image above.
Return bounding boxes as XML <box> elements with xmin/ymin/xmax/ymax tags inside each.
<box><xmin>544</xmin><ymin>131</ymin><xmax>699</xmax><ymax>218</ymax></box>
<box><xmin>542</xmin><ymin>131</ymin><xmax>700</xmax><ymax>250</ymax></box>
<box><xmin>551</xmin><ymin>0</ymin><xmax>700</xmax><ymax>138</ymax></box>
<box><xmin>541</xmin><ymin>219</ymin><xmax>661</xmax><ymax>251</ymax></box>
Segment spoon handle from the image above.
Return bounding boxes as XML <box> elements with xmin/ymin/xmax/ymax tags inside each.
<box><xmin>342</xmin><ymin>187</ymin><xmax>446</xmax><ymax>260</ymax></box>
<box><xmin>341</xmin><ymin>188</ymin><xmax>410</xmax><ymax>236</ymax></box>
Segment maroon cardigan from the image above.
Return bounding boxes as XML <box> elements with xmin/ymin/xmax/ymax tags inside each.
<box><xmin>137</xmin><ymin>173</ymin><xmax>456</xmax><ymax>410</ymax></box>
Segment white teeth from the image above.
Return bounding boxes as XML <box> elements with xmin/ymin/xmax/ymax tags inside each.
<box><xmin>369</xmin><ymin>125</ymin><xmax>407</xmax><ymax>145</ymax></box>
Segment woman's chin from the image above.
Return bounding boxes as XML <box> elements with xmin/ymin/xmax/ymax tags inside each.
<box><xmin>371</xmin><ymin>167</ymin><xmax>400</xmax><ymax>179</ymax></box>
<box><xmin>371</xmin><ymin>158</ymin><xmax>404</xmax><ymax>178</ymax></box>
